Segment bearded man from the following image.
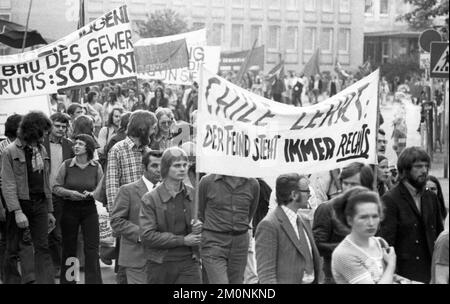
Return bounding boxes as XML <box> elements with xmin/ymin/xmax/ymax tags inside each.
<box><xmin>379</xmin><ymin>147</ymin><xmax>445</xmax><ymax>283</ymax></box>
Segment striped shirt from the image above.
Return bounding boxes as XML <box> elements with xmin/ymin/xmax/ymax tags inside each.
<box><xmin>106</xmin><ymin>137</ymin><xmax>149</xmax><ymax>214</ymax></box>
<box><xmin>332</xmin><ymin>236</ymin><xmax>384</xmax><ymax>284</ymax></box>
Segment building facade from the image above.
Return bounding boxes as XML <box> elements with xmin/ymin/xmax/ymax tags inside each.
<box><xmin>363</xmin><ymin>0</ymin><xmax>421</xmax><ymax>68</ymax></box>
<box><xmin>1</xmin><ymin>0</ymin><xmax>365</xmax><ymax>73</ymax></box>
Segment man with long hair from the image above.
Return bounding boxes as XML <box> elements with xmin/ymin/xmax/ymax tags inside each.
<box><xmin>106</xmin><ymin>110</ymin><xmax>157</xmax><ymax>284</ymax></box>
<box><xmin>1</xmin><ymin>112</ymin><xmax>56</xmax><ymax>284</ymax></box>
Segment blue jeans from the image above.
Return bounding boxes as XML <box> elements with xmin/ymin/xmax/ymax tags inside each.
<box><xmin>200</xmin><ymin>230</ymin><xmax>249</xmax><ymax>284</ymax></box>
<box><xmin>60</xmin><ymin>200</ymin><xmax>102</xmax><ymax>284</ymax></box>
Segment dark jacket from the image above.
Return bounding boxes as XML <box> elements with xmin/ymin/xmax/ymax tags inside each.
<box><xmin>312</xmin><ymin>198</ymin><xmax>350</xmax><ymax>280</ymax></box>
<box><xmin>379</xmin><ymin>182</ymin><xmax>444</xmax><ymax>283</ymax></box>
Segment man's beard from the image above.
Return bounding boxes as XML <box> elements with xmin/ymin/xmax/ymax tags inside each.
<box><xmin>406</xmin><ymin>171</ymin><xmax>427</xmax><ymax>190</ymax></box>
<box><xmin>139</xmin><ymin>132</ymin><xmax>151</xmax><ymax>147</ymax></box>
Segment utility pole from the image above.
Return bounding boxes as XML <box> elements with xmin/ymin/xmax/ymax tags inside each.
<box><xmin>444</xmin><ymin>79</ymin><xmax>449</xmax><ymax>178</ymax></box>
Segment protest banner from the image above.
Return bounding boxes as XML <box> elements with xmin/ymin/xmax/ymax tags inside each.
<box><xmin>135</xmin><ymin>29</ymin><xmax>220</xmax><ymax>85</ymax></box>
<box><xmin>0</xmin><ymin>5</ymin><xmax>135</xmax><ymax>100</ymax></box>
<box><xmin>0</xmin><ymin>95</ymin><xmax>51</xmax><ymax>137</ymax></box>
<box><xmin>219</xmin><ymin>45</ymin><xmax>265</xmax><ymax>73</ymax></box>
<box><xmin>135</xmin><ymin>38</ymin><xmax>189</xmax><ymax>73</ymax></box>
<box><xmin>197</xmin><ymin>67</ymin><xmax>380</xmax><ymax>178</ymax></box>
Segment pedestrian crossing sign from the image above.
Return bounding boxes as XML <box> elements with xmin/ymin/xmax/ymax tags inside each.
<box><xmin>430</xmin><ymin>42</ymin><xmax>449</xmax><ymax>78</ymax></box>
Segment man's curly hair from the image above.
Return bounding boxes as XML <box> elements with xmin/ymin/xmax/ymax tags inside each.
<box><xmin>18</xmin><ymin>111</ymin><xmax>52</xmax><ymax>144</ymax></box>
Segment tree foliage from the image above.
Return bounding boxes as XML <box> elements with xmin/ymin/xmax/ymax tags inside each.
<box><xmin>137</xmin><ymin>9</ymin><xmax>189</xmax><ymax>38</ymax></box>
<box><xmin>399</xmin><ymin>0</ymin><xmax>449</xmax><ymax>29</ymax></box>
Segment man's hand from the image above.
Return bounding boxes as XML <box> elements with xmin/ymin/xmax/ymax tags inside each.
<box><xmin>191</xmin><ymin>220</ymin><xmax>203</xmax><ymax>235</ymax></box>
<box><xmin>183</xmin><ymin>233</ymin><xmax>202</xmax><ymax>247</ymax></box>
<box><xmin>15</xmin><ymin>210</ymin><xmax>29</xmax><ymax>229</ymax></box>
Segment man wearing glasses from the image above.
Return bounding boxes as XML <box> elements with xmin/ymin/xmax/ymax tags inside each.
<box><xmin>44</xmin><ymin>113</ymin><xmax>74</xmax><ymax>278</ymax></box>
<box><xmin>255</xmin><ymin>174</ymin><xmax>321</xmax><ymax>284</ymax></box>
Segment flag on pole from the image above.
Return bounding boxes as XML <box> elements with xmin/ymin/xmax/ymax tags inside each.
<box><xmin>236</xmin><ymin>39</ymin><xmax>258</xmax><ymax>85</ymax></box>
<box><xmin>78</xmin><ymin>0</ymin><xmax>85</xmax><ymax>30</ymax></box>
<box><xmin>267</xmin><ymin>60</ymin><xmax>285</xmax><ymax>82</ymax></box>
<box><xmin>302</xmin><ymin>49</ymin><xmax>321</xmax><ymax>77</ymax></box>
<box><xmin>135</xmin><ymin>39</ymin><xmax>189</xmax><ymax>73</ymax></box>
<box><xmin>0</xmin><ymin>19</ymin><xmax>47</xmax><ymax>48</ymax></box>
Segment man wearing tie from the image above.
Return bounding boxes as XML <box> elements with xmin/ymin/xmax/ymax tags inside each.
<box><xmin>110</xmin><ymin>151</ymin><xmax>162</xmax><ymax>284</ymax></box>
<box><xmin>255</xmin><ymin>174</ymin><xmax>321</xmax><ymax>284</ymax></box>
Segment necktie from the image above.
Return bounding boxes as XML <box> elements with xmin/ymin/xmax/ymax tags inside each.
<box><xmin>296</xmin><ymin>217</ymin><xmax>314</xmax><ymax>275</ymax></box>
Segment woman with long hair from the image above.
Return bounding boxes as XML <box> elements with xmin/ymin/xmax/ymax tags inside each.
<box><xmin>131</xmin><ymin>93</ymin><xmax>148</xmax><ymax>112</ymax></box>
<box><xmin>149</xmin><ymin>87</ymin><xmax>169</xmax><ymax>113</ymax></box>
<box><xmin>331</xmin><ymin>187</ymin><xmax>396</xmax><ymax>284</ymax></box>
<box><xmin>102</xmin><ymin>92</ymin><xmax>124</xmax><ymax>125</ymax></box>
<box><xmin>53</xmin><ymin>134</ymin><xmax>103</xmax><ymax>284</ymax></box>
<box><xmin>97</xmin><ymin>107</ymin><xmax>123</xmax><ymax>156</ymax></box>
<box><xmin>150</xmin><ymin>108</ymin><xmax>175</xmax><ymax>151</ymax></box>
<box><xmin>376</xmin><ymin>155</ymin><xmax>392</xmax><ymax>197</ymax></box>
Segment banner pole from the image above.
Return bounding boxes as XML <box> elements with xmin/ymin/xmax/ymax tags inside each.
<box><xmin>373</xmin><ymin>70</ymin><xmax>381</xmax><ymax>192</ymax></box>
<box><xmin>193</xmin><ymin>64</ymin><xmax>204</xmax><ymax>223</ymax></box>
<box><xmin>21</xmin><ymin>0</ymin><xmax>33</xmax><ymax>53</ymax></box>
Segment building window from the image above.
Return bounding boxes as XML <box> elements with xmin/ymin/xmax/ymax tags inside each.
<box><xmin>286</xmin><ymin>26</ymin><xmax>298</xmax><ymax>52</ymax></box>
<box><xmin>321</xmin><ymin>28</ymin><xmax>333</xmax><ymax>53</ymax></box>
<box><xmin>269</xmin><ymin>0</ymin><xmax>281</xmax><ymax>9</ymax></box>
<box><xmin>286</xmin><ymin>0</ymin><xmax>298</xmax><ymax>10</ymax></box>
<box><xmin>339</xmin><ymin>0</ymin><xmax>350</xmax><ymax>13</ymax></box>
<box><xmin>231</xmin><ymin>24</ymin><xmax>243</xmax><ymax>49</ymax></box>
<box><xmin>192</xmin><ymin>0</ymin><xmax>205</xmax><ymax>5</ymax></box>
<box><xmin>268</xmin><ymin>25</ymin><xmax>280</xmax><ymax>51</ymax></box>
<box><xmin>304</xmin><ymin>27</ymin><xmax>316</xmax><ymax>52</ymax></box>
<box><xmin>211</xmin><ymin>23</ymin><xmax>224</xmax><ymax>46</ymax></box>
<box><xmin>0</xmin><ymin>0</ymin><xmax>11</xmax><ymax>8</ymax></box>
<box><xmin>365</xmin><ymin>0</ymin><xmax>374</xmax><ymax>15</ymax></box>
<box><xmin>305</xmin><ymin>0</ymin><xmax>316</xmax><ymax>11</ymax></box>
<box><xmin>251</xmin><ymin>25</ymin><xmax>262</xmax><ymax>46</ymax></box>
<box><xmin>250</xmin><ymin>0</ymin><xmax>262</xmax><ymax>9</ymax></box>
<box><xmin>211</xmin><ymin>0</ymin><xmax>224</xmax><ymax>6</ymax></box>
<box><xmin>232</xmin><ymin>0</ymin><xmax>244</xmax><ymax>8</ymax></box>
<box><xmin>322</xmin><ymin>0</ymin><xmax>333</xmax><ymax>12</ymax></box>
<box><xmin>338</xmin><ymin>29</ymin><xmax>350</xmax><ymax>53</ymax></box>
<box><xmin>380</xmin><ymin>0</ymin><xmax>389</xmax><ymax>15</ymax></box>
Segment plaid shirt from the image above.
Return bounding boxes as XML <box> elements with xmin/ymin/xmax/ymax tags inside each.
<box><xmin>106</xmin><ymin>137</ymin><xmax>149</xmax><ymax>214</ymax></box>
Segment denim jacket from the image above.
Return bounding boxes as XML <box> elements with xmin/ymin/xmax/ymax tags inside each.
<box><xmin>1</xmin><ymin>139</ymin><xmax>53</xmax><ymax>213</ymax></box>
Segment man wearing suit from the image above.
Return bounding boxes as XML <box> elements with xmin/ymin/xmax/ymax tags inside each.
<box><xmin>110</xmin><ymin>150</ymin><xmax>162</xmax><ymax>284</ymax></box>
<box><xmin>379</xmin><ymin>147</ymin><xmax>445</xmax><ymax>283</ymax></box>
<box><xmin>44</xmin><ymin>113</ymin><xmax>74</xmax><ymax>276</ymax></box>
<box><xmin>255</xmin><ymin>174</ymin><xmax>321</xmax><ymax>284</ymax></box>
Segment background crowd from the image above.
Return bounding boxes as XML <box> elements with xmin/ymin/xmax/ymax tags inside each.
<box><xmin>0</xmin><ymin>69</ymin><xmax>448</xmax><ymax>285</ymax></box>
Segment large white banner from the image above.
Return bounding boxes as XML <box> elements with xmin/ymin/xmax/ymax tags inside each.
<box><xmin>197</xmin><ymin>67</ymin><xmax>380</xmax><ymax>178</ymax></box>
<box><xmin>135</xmin><ymin>29</ymin><xmax>220</xmax><ymax>85</ymax></box>
<box><xmin>0</xmin><ymin>5</ymin><xmax>135</xmax><ymax>100</ymax></box>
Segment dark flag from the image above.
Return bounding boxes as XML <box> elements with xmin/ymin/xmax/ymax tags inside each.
<box><xmin>135</xmin><ymin>39</ymin><xmax>189</xmax><ymax>73</ymax></box>
<box><xmin>0</xmin><ymin>19</ymin><xmax>47</xmax><ymax>48</ymax></box>
<box><xmin>236</xmin><ymin>39</ymin><xmax>258</xmax><ymax>85</ymax></box>
<box><xmin>302</xmin><ymin>49</ymin><xmax>321</xmax><ymax>78</ymax></box>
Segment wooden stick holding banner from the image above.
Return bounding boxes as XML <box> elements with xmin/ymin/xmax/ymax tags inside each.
<box><xmin>372</xmin><ymin>72</ymin><xmax>381</xmax><ymax>192</ymax></box>
<box><xmin>21</xmin><ymin>0</ymin><xmax>33</xmax><ymax>53</ymax></box>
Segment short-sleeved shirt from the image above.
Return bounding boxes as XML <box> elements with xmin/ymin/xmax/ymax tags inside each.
<box><xmin>431</xmin><ymin>231</ymin><xmax>449</xmax><ymax>284</ymax></box>
<box><xmin>332</xmin><ymin>236</ymin><xmax>385</xmax><ymax>284</ymax></box>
